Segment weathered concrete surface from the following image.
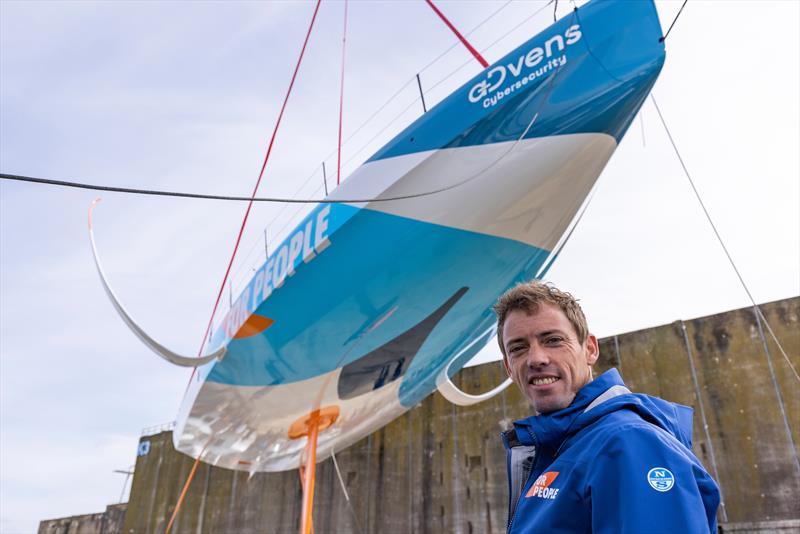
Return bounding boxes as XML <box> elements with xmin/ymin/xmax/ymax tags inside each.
<box><xmin>721</xmin><ymin>519</ymin><xmax>800</xmax><ymax>533</ymax></box>
<box><xmin>38</xmin><ymin>503</ymin><xmax>126</xmax><ymax>534</ymax></box>
<box><xmin>49</xmin><ymin>298</ymin><xmax>800</xmax><ymax>533</ymax></box>
<box><xmin>681</xmin><ymin>300</ymin><xmax>800</xmax><ymax>523</ymax></box>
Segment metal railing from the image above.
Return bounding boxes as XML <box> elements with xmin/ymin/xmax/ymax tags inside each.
<box><xmin>141</xmin><ymin>421</ymin><xmax>176</xmax><ymax>437</ymax></box>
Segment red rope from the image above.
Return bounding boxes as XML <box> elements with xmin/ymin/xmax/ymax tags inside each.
<box><xmin>336</xmin><ymin>0</ymin><xmax>349</xmax><ymax>185</ymax></box>
<box><xmin>187</xmin><ymin>0</ymin><xmax>323</xmax><ymax>384</ymax></box>
<box><xmin>424</xmin><ymin>0</ymin><xmax>488</xmax><ymax>68</ymax></box>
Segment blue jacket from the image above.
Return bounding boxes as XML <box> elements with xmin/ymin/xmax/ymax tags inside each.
<box><xmin>501</xmin><ymin>369</ymin><xmax>720</xmax><ymax>533</ymax></box>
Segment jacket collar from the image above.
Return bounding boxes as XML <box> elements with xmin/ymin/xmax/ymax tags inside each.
<box><xmin>509</xmin><ymin>368</ymin><xmax>629</xmax><ymax>453</ymax></box>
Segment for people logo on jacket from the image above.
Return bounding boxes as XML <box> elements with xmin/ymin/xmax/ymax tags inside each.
<box><xmin>526</xmin><ymin>471</ymin><xmax>560</xmax><ymax>500</ymax></box>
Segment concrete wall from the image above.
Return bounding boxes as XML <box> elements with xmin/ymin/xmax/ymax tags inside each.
<box><xmin>38</xmin><ymin>503</ymin><xmax>127</xmax><ymax>534</ymax></box>
<box><xmin>49</xmin><ymin>298</ymin><xmax>800</xmax><ymax>533</ymax></box>
<box><xmin>593</xmin><ymin>298</ymin><xmax>800</xmax><ymax>525</ymax></box>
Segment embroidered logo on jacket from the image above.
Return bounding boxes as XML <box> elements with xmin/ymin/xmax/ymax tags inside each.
<box><xmin>526</xmin><ymin>471</ymin><xmax>560</xmax><ymax>500</ymax></box>
<box><xmin>647</xmin><ymin>467</ymin><xmax>675</xmax><ymax>492</ymax></box>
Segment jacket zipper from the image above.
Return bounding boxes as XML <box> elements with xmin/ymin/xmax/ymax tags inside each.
<box><xmin>507</xmin><ymin>430</ymin><xmax>539</xmax><ymax>533</ymax></box>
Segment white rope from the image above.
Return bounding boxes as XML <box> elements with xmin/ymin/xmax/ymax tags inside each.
<box><xmin>331</xmin><ymin>449</ymin><xmax>364</xmax><ymax>534</ymax></box>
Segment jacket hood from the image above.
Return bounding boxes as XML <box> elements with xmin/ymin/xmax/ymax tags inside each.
<box><xmin>510</xmin><ymin>368</ymin><xmax>694</xmax><ymax>455</ymax></box>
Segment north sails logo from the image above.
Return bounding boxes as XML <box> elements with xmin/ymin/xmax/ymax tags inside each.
<box><xmin>647</xmin><ymin>467</ymin><xmax>675</xmax><ymax>492</ymax></box>
<box><xmin>526</xmin><ymin>471</ymin><xmax>560</xmax><ymax>500</ymax></box>
<box><xmin>468</xmin><ymin>24</ymin><xmax>582</xmax><ymax>109</ymax></box>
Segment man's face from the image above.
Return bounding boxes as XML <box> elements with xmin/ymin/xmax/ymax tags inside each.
<box><xmin>501</xmin><ymin>303</ymin><xmax>599</xmax><ymax>414</ymax></box>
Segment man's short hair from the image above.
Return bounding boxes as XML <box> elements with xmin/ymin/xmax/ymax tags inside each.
<box><xmin>493</xmin><ymin>280</ymin><xmax>589</xmax><ymax>355</ymax></box>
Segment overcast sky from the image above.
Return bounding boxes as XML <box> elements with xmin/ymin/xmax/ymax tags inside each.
<box><xmin>1</xmin><ymin>0</ymin><xmax>798</xmax><ymax>531</ymax></box>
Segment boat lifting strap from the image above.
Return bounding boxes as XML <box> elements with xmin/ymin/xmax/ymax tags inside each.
<box><xmin>424</xmin><ymin>0</ymin><xmax>488</xmax><ymax>69</ymax></box>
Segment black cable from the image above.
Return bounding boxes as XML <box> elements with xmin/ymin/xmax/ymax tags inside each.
<box><xmin>660</xmin><ymin>0</ymin><xmax>688</xmax><ymax>43</ymax></box>
<box><xmin>2</xmin><ymin>172</ymin><xmax>316</xmax><ymax>202</ymax></box>
<box><xmin>0</xmin><ymin>172</ymin><xmax>442</xmax><ymax>204</ymax></box>
<box><xmin>0</xmin><ymin>160</ymin><xmax>486</xmax><ymax>205</ymax></box>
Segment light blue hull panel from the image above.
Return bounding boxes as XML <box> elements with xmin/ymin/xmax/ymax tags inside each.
<box><xmin>207</xmin><ymin>204</ymin><xmax>550</xmax><ymax>408</ymax></box>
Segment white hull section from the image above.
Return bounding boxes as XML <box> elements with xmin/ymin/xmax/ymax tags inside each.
<box><xmin>175</xmin><ymin>374</ymin><xmax>407</xmax><ymax>473</ymax></box>
<box><xmin>332</xmin><ymin>133</ymin><xmax>617</xmax><ymax>250</ymax></box>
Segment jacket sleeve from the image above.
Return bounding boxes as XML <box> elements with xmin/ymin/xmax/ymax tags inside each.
<box><xmin>586</xmin><ymin>423</ymin><xmax>718</xmax><ymax>534</ymax></box>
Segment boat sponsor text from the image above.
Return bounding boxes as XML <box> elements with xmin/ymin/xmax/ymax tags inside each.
<box><xmin>468</xmin><ymin>24</ymin><xmax>582</xmax><ymax>109</ymax></box>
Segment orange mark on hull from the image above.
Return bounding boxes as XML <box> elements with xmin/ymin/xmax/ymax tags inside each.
<box><xmin>233</xmin><ymin>314</ymin><xmax>274</xmax><ymax>339</ymax></box>
<box><xmin>288</xmin><ymin>406</ymin><xmax>340</xmax><ymax>440</ymax></box>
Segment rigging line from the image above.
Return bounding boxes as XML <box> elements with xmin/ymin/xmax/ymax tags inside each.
<box><xmin>337</xmin><ymin>0</ymin><xmax>349</xmax><ymax>186</ymax></box>
<box><xmin>192</xmin><ymin>0</ymin><xmax>322</xmax><ymax>379</ymax></box>
<box><xmin>424</xmin><ymin>0</ymin><xmax>556</xmax><ymax>96</ymax></box>
<box><xmin>229</xmin><ymin>190</ymin><xmax>314</xmax><ymax>289</ymax></box>
<box><xmin>0</xmin><ymin>171</ymin><xmax>453</xmax><ymax>203</ymax></box>
<box><xmin>330</xmin><ymin>450</ymin><xmax>365</xmax><ymax>534</ymax></box>
<box><xmin>309</xmin><ymin>0</ymin><xmax>516</xmax><ymax>155</ymax></box>
<box><xmin>239</xmin><ymin>192</ymin><xmax>313</xmax><ymax>281</ymax></box>
<box><xmin>339</xmin><ymin>94</ymin><xmax>422</xmax><ymax>168</ymax></box>
<box><xmin>752</xmin><ymin>306</ymin><xmax>800</xmax><ymax>476</ymax></box>
<box><xmin>650</xmin><ymin>94</ymin><xmax>799</xmax><ymax>383</ymax></box>
<box><xmin>679</xmin><ymin>321</ymin><xmax>728</xmax><ymax>523</ymax></box>
<box><xmin>268</xmin><ymin>80</ymin><xmax>417</xmax><ymax>208</ymax></box>
<box><xmin>337</xmin><ymin>78</ymin><xmax>416</xmax><ymax>154</ymax></box>
<box><xmin>424</xmin><ymin>0</ymin><xmax>489</xmax><ymax>68</ymax></box>
<box><xmin>417</xmin><ymin>0</ymin><xmax>518</xmax><ymax>76</ymax></box>
<box><xmin>754</xmin><ymin>306</ymin><xmax>800</xmax><ymax>381</ymax></box>
<box><xmin>260</xmin><ymin>164</ymin><xmax>326</xmax><ymax>245</ymax></box>
<box><xmin>270</xmin><ymin>193</ymin><xmax>320</xmax><ymax>247</ymax></box>
<box><xmin>660</xmin><ymin>0</ymin><xmax>689</xmax><ymax>43</ymax></box>
<box><xmin>0</xmin><ymin>172</ymin><xmax>361</xmax><ymax>202</ymax></box>
<box><xmin>323</xmin><ymin>0</ymin><xmax>519</xmax><ymax>163</ymax></box>
<box><xmin>332</xmin><ymin>0</ymin><xmax>510</xmax><ymax>160</ymax></box>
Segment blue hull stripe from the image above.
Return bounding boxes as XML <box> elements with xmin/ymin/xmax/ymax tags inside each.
<box><xmin>206</xmin><ymin>204</ymin><xmax>549</xmax><ymax>398</ymax></box>
<box><xmin>369</xmin><ymin>0</ymin><xmax>664</xmax><ymax>162</ymax></box>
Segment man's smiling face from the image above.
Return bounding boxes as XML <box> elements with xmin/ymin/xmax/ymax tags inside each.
<box><xmin>501</xmin><ymin>303</ymin><xmax>599</xmax><ymax>414</ymax></box>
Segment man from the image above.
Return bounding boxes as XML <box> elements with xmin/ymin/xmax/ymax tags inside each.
<box><xmin>495</xmin><ymin>281</ymin><xmax>720</xmax><ymax>533</ymax></box>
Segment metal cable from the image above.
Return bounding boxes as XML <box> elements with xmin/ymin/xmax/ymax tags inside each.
<box><xmin>330</xmin><ymin>449</ymin><xmax>365</xmax><ymax>534</ymax></box>
<box><xmin>650</xmin><ymin>94</ymin><xmax>798</xmax><ymax>383</ymax></box>
<box><xmin>660</xmin><ymin>0</ymin><xmax>689</xmax><ymax>43</ymax></box>
<box><xmin>680</xmin><ymin>321</ymin><xmax>727</xmax><ymax>523</ymax></box>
